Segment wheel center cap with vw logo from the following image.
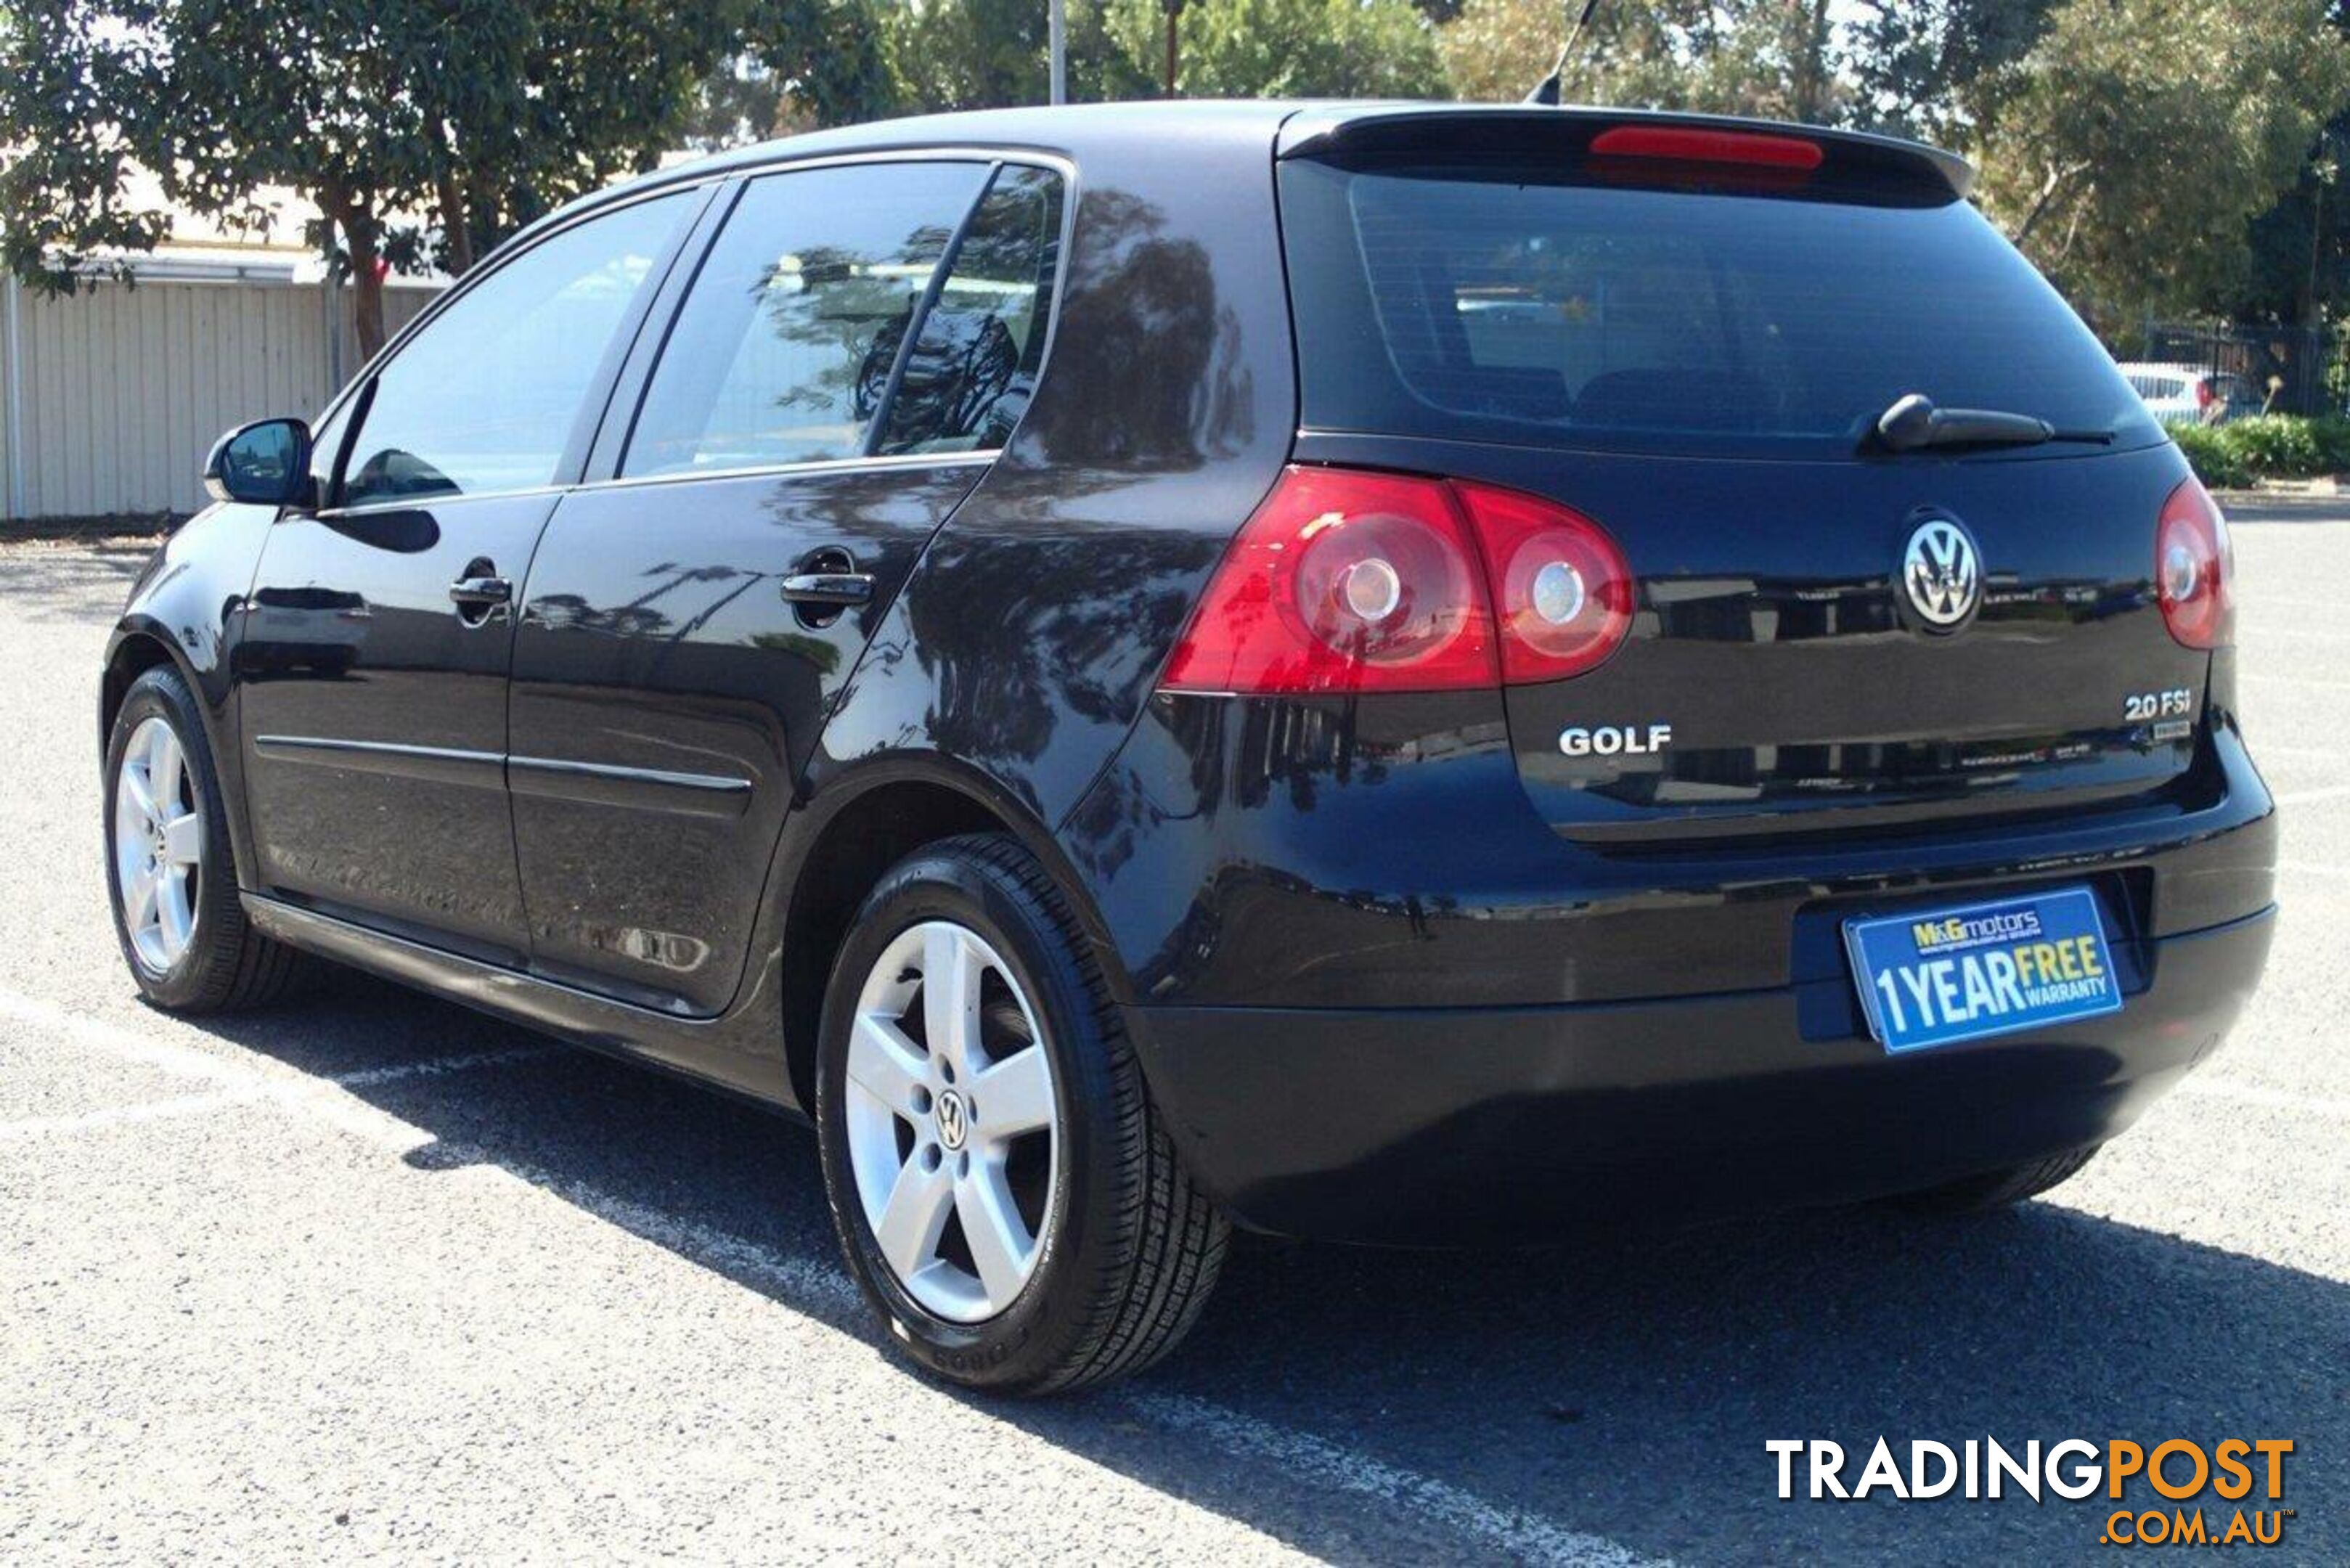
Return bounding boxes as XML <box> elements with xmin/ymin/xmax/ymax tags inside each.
<box><xmin>1902</xmin><ymin>515</ymin><xmax>1983</xmax><ymax>630</ymax></box>
<box><xmin>935</xmin><ymin>1089</ymin><xmax>969</xmax><ymax>1151</ymax></box>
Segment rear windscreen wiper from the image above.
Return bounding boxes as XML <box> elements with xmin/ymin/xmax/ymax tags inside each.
<box><xmin>1872</xmin><ymin>393</ymin><xmax>2116</xmax><ymax>453</ymax></box>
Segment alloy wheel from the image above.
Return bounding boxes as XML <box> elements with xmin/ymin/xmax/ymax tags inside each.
<box><xmin>113</xmin><ymin>714</ymin><xmax>204</xmax><ymax>974</ymax></box>
<box><xmin>844</xmin><ymin>920</ymin><xmax>1061</xmax><ymax>1323</ymax></box>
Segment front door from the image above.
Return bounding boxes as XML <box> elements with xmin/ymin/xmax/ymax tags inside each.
<box><xmin>238</xmin><ymin>189</ymin><xmax>698</xmax><ymax>960</ymax></box>
<box><xmin>507</xmin><ymin>160</ymin><xmax>1067</xmax><ymax>1012</ymax></box>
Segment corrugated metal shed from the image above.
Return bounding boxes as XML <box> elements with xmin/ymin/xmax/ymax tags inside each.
<box><xmin>1</xmin><ymin>256</ymin><xmax>439</xmax><ymax>520</ymax></box>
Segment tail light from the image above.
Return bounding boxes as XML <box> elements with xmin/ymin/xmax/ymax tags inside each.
<box><xmin>2157</xmin><ymin>475</ymin><xmax>2234</xmax><ymax>650</ymax></box>
<box><xmin>1158</xmin><ymin>465</ymin><xmax>1632</xmax><ymax>695</ymax></box>
<box><xmin>2195</xmin><ymin>378</ymin><xmax>2216</xmax><ymax>411</ymax></box>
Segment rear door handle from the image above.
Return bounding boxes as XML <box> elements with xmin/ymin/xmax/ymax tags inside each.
<box><xmin>778</xmin><ymin>572</ymin><xmax>874</xmax><ymax>607</ymax></box>
<box><xmin>447</xmin><ymin>575</ymin><xmax>513</xmax><ymax>609</ymax></box>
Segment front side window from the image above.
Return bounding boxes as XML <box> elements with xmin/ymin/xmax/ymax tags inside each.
<box><xmin>879</xmin><ymin>166</ymin><xmax>1066</xmax><ymax>456</ymax></box>
<box><xmin>340</xmin><ymin>192</ymin><xmax>691</xmax><ymax>508</ymax></box>
<box><xmin>623</xmin><ymin>162</ymin><xmax>992</xmax><ymax>477</ymax></box>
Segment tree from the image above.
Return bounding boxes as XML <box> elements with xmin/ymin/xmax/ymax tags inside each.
<box><xmin>889</xmin><ymin>0</ymin><xmax>1154</xmax><ymax>112</ymax></box>
<box><xmin>688</xmin><ymin>1</ymin><xmax>902</xmax><ymax>147</ymax></box>
<box><xmin>0</xmin><ymin>1</ymin><xmax>750</xmax><ymax>358</ymax></box>
<box><xmin>414</xmin><ymin>1</ymin><xmax>751</xmax><ymax>281</ymax></box>
<box><xmin>1841</xmin><ymin>0</ymin><xmax>2057</xmax><ymax>142</ymax></box>
<box><xmin>1975</xmin><ymin>0</ymin><xmax>2350</xmax><ymax>324</ymax></box>
<box><xmin>2230</xmin><ymin>2</ymin><xmax>2350</xmax><ymax>330</ymax></box>
<box><xmin>1440</xmin><ymin>0</ymin><xmax>1845</xmax><ymax>121</ymax></box>
<box><xmin>1162</xmin><ymin>0</ymin><xmax>1446</xmax><ymax>99</ymax></box>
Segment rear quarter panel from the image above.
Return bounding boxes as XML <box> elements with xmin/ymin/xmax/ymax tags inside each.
<box><xmin>796</xmin><ymin>113</ymin><xmax>1301</xmax><ymax>989</ymax></box>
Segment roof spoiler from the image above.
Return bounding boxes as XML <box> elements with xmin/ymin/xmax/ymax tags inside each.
<box><xmin>1276</xmin><ymin>105</ymin><xmax>1975</xmax><ymax>203</ymax></box>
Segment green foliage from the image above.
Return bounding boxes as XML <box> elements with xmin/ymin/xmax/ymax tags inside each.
<box><xmin>2168</xmin><ymin>425</ymin><xmax>2254</xmax><ymax>490</ymax></box>
<box><xmin>12</xmin><ymin>0</ymin><xmax>2350</xmax><ymax>383</ymax></box>
<box><xmin>0</xmin><ymin>5</ymin><xmax>166</xmax><ymax>287</ymax></box>
<box><xmin>1167</xmin><ymin>0</ymin><xmax>1445</xmax><ymax>100</ymax></box>
<box><xmin>2231</xmin><ymin>5</ymin><xmax>2350</xmax><ymax>327</ymax></box>
<box><xmin>1976</xmin><ymin>0</ymin><xmax>2350</xmax><ymax>321</ymax></box>
<box><xmin>0</xmin><ymin>1</ymin><xmax>811</xmax><ymax>352</ymax></box>
<box><xmin>884</xmin><ymin>0</ymin><xmax>1439</xmax><ymax>109</ymax></box>
<box><xmin>1842</xmin><ymin>0</ymin><xmax>2057</xmax><ymax>141</ymax></box>
<box><xmin>889</xmin><ymin>0</ymin><xmax>1153</xmax><ymax>111</ymax></box>
<box><xmin>2167</xmin><ymin>415</ymin><xmax>2350</xmax><ymax>488</ymax></box>
<box><xmin>688</xmin><ymin>1</ymin><xmax>903</xmax><ymax>144</ymax></box>
<box><xmin>1443</xmin><ymin>0</ymin><xmax>1843</xmax><ymax>119</ymax></box>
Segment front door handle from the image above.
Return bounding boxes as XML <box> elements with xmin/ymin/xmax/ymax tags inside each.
<box><xmin>448</xmin><ymin>575</ymin><xmax>513</xmax><ymax>610</ymax></box>
<box><xmin>778</xmin><ymin>571</ymin><xmax>874</xmax><ymax>607</ymax></box>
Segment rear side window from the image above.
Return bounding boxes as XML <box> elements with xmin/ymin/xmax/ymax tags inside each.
<box><xmin>340</xmin><ymin>192</ymin><xmax>691</xmax><ymax>507</ymax></box>
<box><xmin>1280</xmin><ymin>159</ymin><xmax>2159</xmax><ymax>457</ymax></box>
<box><xmin>623</xmin><ymin>162</ymin><xmax>992</xmax><ymax>476</ymax></box>
<box><xmin>878</xmin><ymin>165</ymin><xmax>1066</xmax><ymax>456</ymax></box>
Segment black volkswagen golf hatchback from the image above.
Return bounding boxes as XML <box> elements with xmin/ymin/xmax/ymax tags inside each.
<box><xmin>102</xmin><ymin>102</ymin><xmax>2277</xmax><ymax>1392</ymax></box>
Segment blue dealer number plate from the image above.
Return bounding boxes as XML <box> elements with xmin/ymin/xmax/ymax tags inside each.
<box><xmin>1844</xmin><ymin>887</ymin><xmax>2122</xmax><ymax>1053</ymax></box>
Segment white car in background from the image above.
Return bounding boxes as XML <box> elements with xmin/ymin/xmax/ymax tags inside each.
<box><xmin>2116</xmin><ymin>362</ymin><xmax>2261</xmax><ymax>425</ymax></box>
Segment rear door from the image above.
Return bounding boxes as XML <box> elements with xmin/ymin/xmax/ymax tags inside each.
<box><xmin>238</xmin><ymin>190</ymin><xmax>697</xmax><ymax>958</ymax></box>
<box><xmin>507</xmin><ymin>160</ymin><xmax>1066</xmax><ymax>1012</ymax></box>
<box><xmin>1277</xmin><ymin>121</ymin><xmax>2207</xmax><ymax>847</ymax></box>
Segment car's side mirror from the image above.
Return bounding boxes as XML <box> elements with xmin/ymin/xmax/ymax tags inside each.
<box><xmin>203</xmin><ymin>418</ymin><xmax>315</xmax><ymax>508</ymax></box>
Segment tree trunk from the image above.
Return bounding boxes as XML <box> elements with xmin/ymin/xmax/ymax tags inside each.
<box><xmin>436</xmin><ymin>170</ymin><xmax>476</xmax><ymax>278</ymax></box>
<box><xmin>1792</xmin><ymin>0</ymin><xmax>1834</xmax><ymax>123</ymax></box>
<box><xmin>1163</xmin><ymin>0</ymin><xmax>1182</xmax><ymax>97</ymax></box>
<box><xmin>2012</xmin><ymin>160</ymin><xmax>2088</xmax><ymax>249</ymax></box>
<box><xmin>344</xmin><ymin>211</ymin><xmax>388</xmax><ymax>362</ymax></box>
<box><xmin>433</xmin><ymin>121</ymin><xmax>476</xmax><ymax>277</ymax></box>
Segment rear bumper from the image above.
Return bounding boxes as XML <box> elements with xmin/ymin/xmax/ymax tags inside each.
<box><xmin>1125</xmin><ymin>907</ymin><xmax>2274</xmax><ymax>1243</ymax></box>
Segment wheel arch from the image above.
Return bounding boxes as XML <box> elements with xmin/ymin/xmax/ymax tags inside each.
<box><xmin>773</xmin><ymin>757</ymin><xmax>1130</xmax><ymax>1114</ymax></box>
<box><xmin>99</xmin><ymin>625</ymin><xmax>179</xmax><ymax>748</ymax></box>
<box><xmin>101</xmin><ymin>621</ymin><xmax>260</xmax><ymax>891</ymax></box>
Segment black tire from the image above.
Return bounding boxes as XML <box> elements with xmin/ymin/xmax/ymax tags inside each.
<box><xmin>102</xmin><ymin>665</ymin><xmax>307</xmax><ymax>1012</ymax></box>
<box><xmin>1894</xmin><ymin>1145</ymin><xmax>2101</xmax><ymax>1214</ymax></box>
<box><xmin>815</xmin><ymin>833</ymin><xmax>1228</xmax><ymax>1394</ymax></box>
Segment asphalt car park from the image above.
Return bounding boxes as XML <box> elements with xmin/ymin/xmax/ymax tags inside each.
<box><xmin>2</xmin><ymin>503</ymin><xmax>2346</xmax><ymax>1564</ymax></box>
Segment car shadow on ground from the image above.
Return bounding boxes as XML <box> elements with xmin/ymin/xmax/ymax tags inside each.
<box><xmin>180</xmin><ymin>970</ymin><xmax>2345</xmax><ymax>1567</ymax></box>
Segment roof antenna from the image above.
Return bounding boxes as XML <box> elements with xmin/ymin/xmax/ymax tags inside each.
<box><xmin>1526</xmin><ymin>0</ymin><xmax>1603</xmax><ymax>105</ymax></box>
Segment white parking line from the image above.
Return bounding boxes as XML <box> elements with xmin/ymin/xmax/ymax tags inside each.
<box><xmin>1130</xmin><ymin>1392</ymin><xmax>1664</xmax><ymax>1567</ymax></box>
<box><xmin>0</xmin><ymin>1086</ymin><xmax>255</xmax><ymax>1142</ymax></box>
<box><xmin>2274</xmin><ymin>783</ymin><xmax>2350</xmax><ymax>807</ymax></box>
<box><xmin>2239</xmin><ymin>595</ymin><xmax>2350</xmax><ymax>613</ymax></box>
<box><xmin>2178</xmin><ymin>1077</ymin><xmax>2350</xmax><ymax>1119</ymax></box>
<box><xmin>445</xmin><ymin>1143</ymin><xmax>1666</xmax><ymax>1567</ymax></box>
<box><xmin>0</xmin><ymin>1045</ymin><xmax>558</xmax><ymax>1143</ymax></box>
<box><xmin>2245</xmin><ymin>672</ymin><xmax>2350</xmax><ymax>693</ymax></box>
<box><xmin>2250</xmin><ymin>626</ymin><xmax>2350</xmax><ymax>643</ymax></box>
<box><xmin>0</xmin><ymin>985</ymin><xmax>1656</xmax><ymax>1566</ymax></box>
<box><xmin>0</xmin><ymin>989</ymin><xmax>277</xmax><ymax>1090</ymax></box>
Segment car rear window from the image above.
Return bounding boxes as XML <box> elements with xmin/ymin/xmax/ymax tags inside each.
<box><xmin>1279</xmin><ymin>158</ymin><xmax>2160</xmax><ymax>457</ymax></box>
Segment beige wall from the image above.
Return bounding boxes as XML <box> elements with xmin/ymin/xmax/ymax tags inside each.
<box><xmin>1</xmin><ymin>277</ymin><xmax>438</xmax><ymax>520</ymax></box>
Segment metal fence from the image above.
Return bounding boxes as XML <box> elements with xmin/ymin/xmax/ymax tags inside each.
<box><xmin>2134</xmin><ymin>321</ymin><xmax>2343</xmax><ymax>420</ymax></box>
<box><xmin>1</xmin><ymin>269</ymin><xmax>438</xmax><ymax>522</ymax></box>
